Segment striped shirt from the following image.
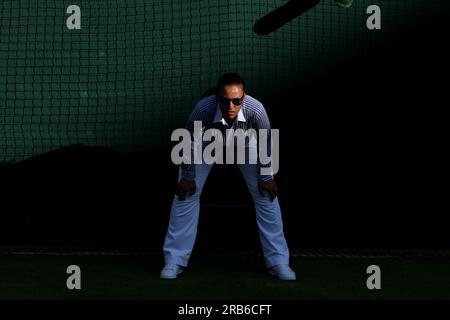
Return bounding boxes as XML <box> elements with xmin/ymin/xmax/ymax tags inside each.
<box><xmin>181</xmin><ymin>94</ymin><xmax>274</xmax><ymax>182</ymax></box>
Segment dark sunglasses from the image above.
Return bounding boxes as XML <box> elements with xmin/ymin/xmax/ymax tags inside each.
<box><xmin>218</xmin><ymin>95</ymin><xmax>244</xmax><ymax>106</ymax></box>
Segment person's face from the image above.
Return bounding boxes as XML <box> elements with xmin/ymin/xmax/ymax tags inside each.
<box><xmin>217</xmin><ymin>84</ymin><xmax>245</xmax><ymax>122</ymax></box>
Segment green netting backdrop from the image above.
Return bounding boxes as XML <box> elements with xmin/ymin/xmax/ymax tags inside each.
<box><xmin>0</xmin><ymin>0</ymin><xmax>448</xmax><ymax>162</ymax></box>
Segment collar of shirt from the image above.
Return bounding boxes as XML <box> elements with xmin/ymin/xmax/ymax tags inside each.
<box><xmin>213</xmin><ymin>101</ymin><xmax>246</xmax><ymax>127</ymax></box>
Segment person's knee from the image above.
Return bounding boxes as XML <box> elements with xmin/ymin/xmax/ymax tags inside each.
<box><xmin>178</xmin><ymin>184</ymin><xmax>207</xmax><ymax>200</ymax></box>
<box><xmin>252</xmin><ymin>190</ymin><xmax>279</xmax><ymax>203</ymax></box>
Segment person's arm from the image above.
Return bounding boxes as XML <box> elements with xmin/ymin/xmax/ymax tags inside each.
<box><xmin>254</xmin><ymin>104</ymin><xmax>274</xmax><ymax>182</ymax></box>
<box><xmin>177</xmin><ymin>103</ymin><xmax>204</xmax><ymax>200</ymax></box>
<box><xmin>254</xmin><ymin>104</ymin><xmax>279</xmax><ymax>201</ymax></box>
<box><xmin>180</xmin><ymin>103</ymin><xmax>203</xmax><ymax>181</ymax></box>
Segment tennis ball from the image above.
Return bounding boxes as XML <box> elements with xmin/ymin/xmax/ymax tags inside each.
<box><xmin>335</xmin><ymin>0</ymin><xmax>353</xmax><ymax>8</ymax></box>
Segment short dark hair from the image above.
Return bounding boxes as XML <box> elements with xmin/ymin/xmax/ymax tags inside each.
<box><xmin>217</xmin><ymin>73</ymin><xmax>246</xmax><ymax>94</ymax></box>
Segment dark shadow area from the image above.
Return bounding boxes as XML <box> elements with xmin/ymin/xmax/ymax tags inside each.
<box><xmin>1</xmin><ymin>10</ymin><xmax>449</xmax><ymax>251</ymax></box>
<box><xmin>253</xmin><ymin>0</ymin><xmax>320</xmax><ymax>35</ymax></box>
<box><xmin>0</xmin><ymin>144</ymin><xmax>258</xmax><ymax>253</ymax></box>
<box><xmin>269</xmin><ymin>9</ymin><xmax>450</xmax><ymax>248</ymax></box>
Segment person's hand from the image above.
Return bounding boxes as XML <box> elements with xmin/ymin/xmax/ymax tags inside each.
<box><xmin>258</xmin><ymin>179</ymin><xmax>278</xmax><ymax>201</ymax></box>
<box><xmin>175</xmin><ymin>178</ymin><xmax>197</xmax><ymax>201</ymax></box>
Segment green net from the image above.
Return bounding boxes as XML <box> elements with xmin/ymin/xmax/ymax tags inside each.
<box><xmin>0</xmin><ymin>0</ymin><xmax>448</xmax><ymax>162</ymax></box>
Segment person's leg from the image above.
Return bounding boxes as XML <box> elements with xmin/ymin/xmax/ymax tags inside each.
<box><xmin>238</xmin><ymin>164</ymin><xmax>290</xmax><ymax>268</ymax></box>
<box><xmin>163</xmin><ymin>163</ymin><xmax>213</xmax><ymax>267</ymax></box>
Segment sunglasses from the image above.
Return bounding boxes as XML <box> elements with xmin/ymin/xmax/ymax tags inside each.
<box><xmin>218</xmin><ymin>95</ymin><xmax>244</xmax><ymax>106</ymax></box>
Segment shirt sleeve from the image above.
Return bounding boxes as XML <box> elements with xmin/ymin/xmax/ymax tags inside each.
<box><xmin>180</xmin><ymin>103</ymin><xmax>203</xmax><ymax>181</ymax></box>
<box><xmin>254</xmin><ymin>104</ymin><xmax>274</xmax><ymax>182</ymax></box>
